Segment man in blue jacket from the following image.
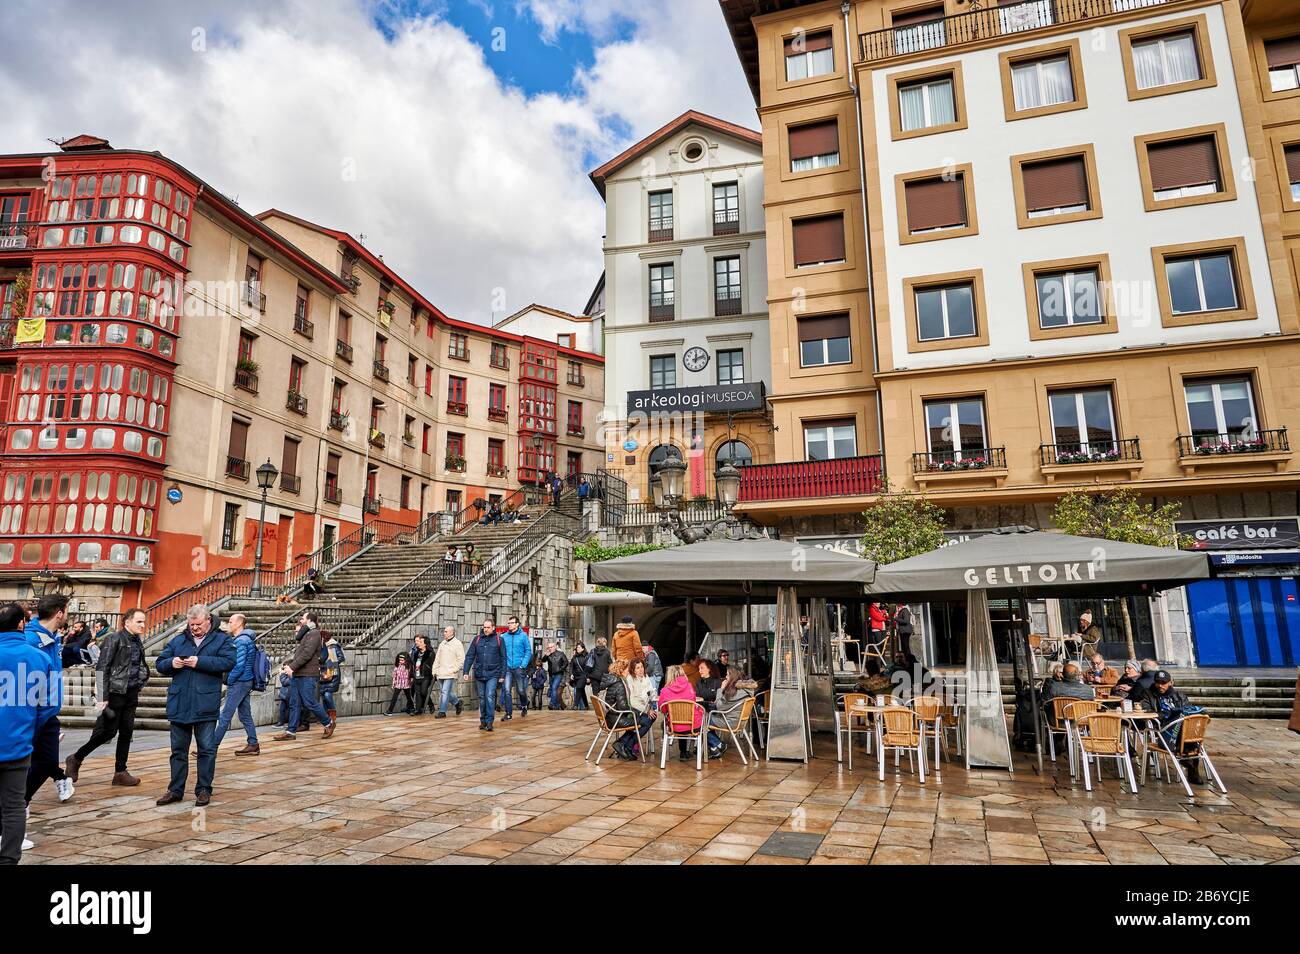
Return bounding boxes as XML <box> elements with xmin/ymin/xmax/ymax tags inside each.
<box><xmin>1</xmin><ymin>602</ymin><xmax>55</xmax><ymax>864</ymax></box>
<box><xmin>500</xmin><ymin>615</ymin><xmax>532</xmax><ymax>722</ymax></box>
<box><xmin>214</xmin><ymin>613</ymin><xmax>259</xmax><ymax>756</ymax></box>
<box><xmin>24</xmin><ymin>594</ymin><xmax>74</xmax><ymax>812</ymax></box>
<box><xmin>462</xmin><ymin>617</ymin><xmax>506</xmax><ymax>732</ymax></box>
<box><xmin>155</xmin><ymin>604</ymin><xmax>235</xmax><ymax>807</ymax></box>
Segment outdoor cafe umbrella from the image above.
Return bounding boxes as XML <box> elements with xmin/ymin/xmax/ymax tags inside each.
<box><xmin>869</xmin><ymin>526</ymin><xmax>1212</xmax><ymax>773</ymax></box>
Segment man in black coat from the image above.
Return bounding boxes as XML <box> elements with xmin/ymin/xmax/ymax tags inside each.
<box><xmin>65</xmin><ymin>607</ymin><xmax>150</xmax><ymax>787</ymax></box>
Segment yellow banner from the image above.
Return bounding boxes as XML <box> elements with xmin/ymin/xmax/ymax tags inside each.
<box><xmin>14</xmin><ymin>318</ymin><xmax>45</xmax><ymax>344</ymax></box>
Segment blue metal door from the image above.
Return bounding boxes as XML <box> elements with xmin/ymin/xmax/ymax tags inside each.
<box><xmin>1187</xmin><ymin>577</ymin><xmax>1298</xmax><ymax>667</ymax></box>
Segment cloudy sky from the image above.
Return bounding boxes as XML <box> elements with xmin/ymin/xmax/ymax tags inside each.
<box><xmin>0</xmin><ymin>0</ymin><xmax>756</xmax><ymax>322</ymax></box>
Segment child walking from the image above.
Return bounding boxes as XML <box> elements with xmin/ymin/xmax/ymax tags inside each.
<box><xmin>384</xmin><ymin>652</ymin><xmax>415</xmax><ymax>715</ymax></box>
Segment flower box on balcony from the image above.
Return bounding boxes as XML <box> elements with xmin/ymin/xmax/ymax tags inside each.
<box><xmin>486</xmin><ymin>463</ymin><xmax>509</xmax><ymax>478</ymax></box>
<box><xmin>446</xmin><ymin>401</ymin><xmax>468</xmax><ymax>416</ymax></box>
<box><xmin>329</xmin><ymin>411</ymin><xmax>349</xmax><ymax>432</ymax></box>
<box><xmin>567</xmin><ymin>425</ymin><xmax>585</xmax><ymax>438</ymax></box>
<box><xmin>445</xmin><ymin>454</ymin><xmax>466</xmax><ymax>473</ymax></box>
<box><xmin>1177</xmin><ymin>428</ymin><xmax>1292</xmax><ymax>475</ymax></box>
<box><xmin>233</xmin><ymin>367</ymin><xmax>259</xmax><ymax>394</ymax></box>
<box><xmin>402</xmin><ymin>432</ymin><xmax>416</xmax><ymax>447</ymax></box>
<box><xmin>369</xmin><ymin>429</ymin><xmax>386</xmax><ymax>448</ymax></box>
<box><xmin>285</xmin><ymin>391</ymin><xmax>308</xmax><ymax>415</ymax></box>
<box><xmin>911</xmin><ymin>448</ymin><xmax>1007</xmax><ymax>489</ymax></box>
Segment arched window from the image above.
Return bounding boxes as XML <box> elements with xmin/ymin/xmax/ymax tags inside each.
<box><xmin>647</xmin><ymin>444</ymin><xmax>682</xmax><ymax>496</ymax></box>
<box><xmin>715</xmin><ymin>439</ymin><xmax>753</xmax><ymax>468</ymax></box>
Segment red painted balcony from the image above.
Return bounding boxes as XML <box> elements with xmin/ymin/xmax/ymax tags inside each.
<box><xmin>739</xmin><ymin>455</ymin><xmax>884</xmax><ymax>502</ymax></box>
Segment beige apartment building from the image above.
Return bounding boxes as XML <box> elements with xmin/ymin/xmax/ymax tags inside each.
<box><xmin>721</xmin><ymin>0</ymin><xmax>1300</xmax><ymax>667</ymax></box>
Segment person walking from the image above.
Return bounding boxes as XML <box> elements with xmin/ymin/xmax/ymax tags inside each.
<box><xmin>462</xmin><ymin>618</ymin><xmax>506</xmax><ymax>731</ymax></box>
<box><xmin>212</xmin><ymin>613</ymin><xmax>259</xmax><ymax>756</ymax></box>
<box><xmin>577</xmin><ymin>476</ymin><xmax>590</xmax><ymax>514</ymax></box>
<box><xmin>0</xmin><ymin>602</ymin><xmax>55</xmax><ymax>864</ymax></box>
<box><xmin>643</xmin><ymin>643</ymin><xmax>663</xmax><ymax>696</ymax></box>
<box><xmin>570</xmin><ymin>643</ymin><xmax>590</xmax><ymax>711</ymax></box>
<box><xmin>66</xmin><ymin>607</ymin><xmax>151</xmax><ymax>783</ymax></box>
<box><xmin>550</xmin><ymin>472</ymin><xmax>563</xmax><ymax>508</ymax></box>
<box><xmin>611</xmin><ymin>616</ymin><xmax>645</xmax><ymax>666</ymax></box>
<box><xmin>24</xmin><ymin>594</ymin><xmax>74</xmax><ymax>811</ymax></box>
<box><xmin>587</xmin><ymin>636</ymin><xmax>612</xmax><ymax>686</ymax></box>
<box><xmin>383</xmin><ymin>653</ymin><xmax>415</xmax><ymax>715</ymax></box>
<box><xmin>155</xmin><ymin>605</ymin><xmax>235</xmax><ymax>806</ymax></box>
<box><xmin>272</xmin><ymin>611</ymin><xmax>336</xmax><ymax>740</ymax></box>
<box><xmin>432</xmin><ymin>626</ymin><xmax>465</xmax><ymax>718</ymax></box>
<box><xmin>543</xmin><ymin>642</ymin><xmax>569</xmax><ymax>710</ymax></box>
<box><xmin>500</xmin><ymin>615</ymin><xmax>532</xmax><ymax>721</ymax></box>
<box><xmin>410</xmin><ymin>634</ymin><xmax>435</xmax><ymax>715</ymax></box>
<box><xmin>319</xmin><ymin>631</ymin><xmax>344</xmax><ymax>723</ymax></box>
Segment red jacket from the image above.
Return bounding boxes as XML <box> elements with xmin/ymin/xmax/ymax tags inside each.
<box><xmin>869</xmin><ymin>605</ymin><xmax>888</xmax><ymax>632</ymax></box>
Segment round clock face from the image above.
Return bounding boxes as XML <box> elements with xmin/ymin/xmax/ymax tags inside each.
<box><xmin>684</xmin><ymin>347</ymin><xmax>710</xmax><ymax>372</ymax></box>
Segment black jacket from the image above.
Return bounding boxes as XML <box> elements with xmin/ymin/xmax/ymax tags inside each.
<box><xmin>587</xmin><ymin>645</ymin><xmax>612</xmax><ymax>682</ymax></box>
<box><xmin>97</xmin><ymin>628</ymin><xmax>150</xmax><ymax>696</ymax></box>
<box><xmin>596</xmin><ymin>673</ymin><xmax>632</xmax><ymax>728</ymax></box>
<box><xmin>570</xmin><ymin>651</ymin><xmax>588</xmax><ymax>684</ymax></box>
<box><xmin>410</xmin><ymin>645</ymin><xmax>435</xmax><ymax>680</ymax></box>
<box><xmin>697</xmin><ymin>677</ymin><xmax>721</xmax><ymax>710</ymax></box>
<box><xmin>544</xmin><ymin>650</ymin><xmax>568</xmax><ymax>677</ymax></box>
<box><xmin>1128</xmin><ymin>682</ymin><xmax>1189</xmax><ymax>717</ymax></box>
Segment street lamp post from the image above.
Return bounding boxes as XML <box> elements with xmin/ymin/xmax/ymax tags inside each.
<box><xmin>655</xmin><ymin>455</ymin><xmax>756</xmax><ymax>544</ymax></box>
<box><xmin>251</xmin><ymin>458</ymin><xmax>278</xmax><ymax>598</ymax></box>
<box><xmin>30</xmin><ymin>566</ymin><xmax>58</xmax><ymax>598</ymax></box>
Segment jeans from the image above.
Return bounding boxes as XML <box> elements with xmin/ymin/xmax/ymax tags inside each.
<box><xmin>476</xmin><ymin>679</ymin><xmax>498</xmax><ymax>726</ymax></box>
<box><xmin>0</xmin><ymin>756</ymin><xmax>32</xmax><ymax>865</ymax></box>
<box><xmin>548</xmin><ymin>673</ymin><xmax>565</xmax><ymax>708</ymax></box>
<box><xmin>288</xmin><ymin>676</ymin><xmax>332</xmax><ymax>732</ymax></box>
<box><xmin>25</xmin><ymin>715</ymin><xmax>66</xmax><ymax>802</ymax></box>
<box><xmin>320</xmin><ymin>685</ymin><xmax>336</xmax><ymax>712</ymax></box>
<box><xmin>503</xmin><ymin>667</ymin><xmax>529</xmax><ymax>715</ymax></box>
<box><xmin>75</xmin><ymin>688</ymin><xmax>141</xmax><ymax>770</ymax></box>
<box><xmin>649</xmin><ymin>676</ymin><xmax>661</xmax><ymax>697</ymax></box>
<box><xmin>167</xmin><ymin>721</ymin><xmax>217</xmax><ymax>797</ymax></box>
<box><xmin>214</xmin><ymin>680</ymin><xmax>257</xmax><ymax>747</ymax></box>
<box><xmin>616</xmin><ymin>712</ymin><xmax>655</xmax><ymax>755</ymax></box>
<box><xmin>572</xmin><ymin>679</ymin><xmax>588</xmax><ymax>710</ymax></box>
<box><xmin>438</xmin><ymin>678</ymin><xmax>461</xmax><ymax>714</ymax></box>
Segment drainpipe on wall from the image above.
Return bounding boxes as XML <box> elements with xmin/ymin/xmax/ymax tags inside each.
<box><xmin>842</xmin><ymin>1</ymin><xmax>886</xmax><ymax>477</ymax></box>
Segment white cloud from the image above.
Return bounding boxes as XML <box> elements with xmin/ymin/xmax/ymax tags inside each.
<box><xmin>0</xmin><ymin>0</ymin><xmax>756</xmax><ymax>322</ymax></box>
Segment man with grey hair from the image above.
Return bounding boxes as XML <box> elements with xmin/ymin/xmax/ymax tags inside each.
<box><xmin>214</xmin><ymin>613</ymin><xmax>260</xmax><ymax>756</ymax></box>
<box><xmin>1040</xmin><ymin>661</ymin><xmax>1095</xmax><ymax>713</ymax></box>
<box><xmin>155</xmin><ymin>604</ymin><xmax>235</xmax><ymax>807</ymax></box>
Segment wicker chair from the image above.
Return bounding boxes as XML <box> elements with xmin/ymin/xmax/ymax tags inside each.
<box><xmin>911</xmin><ymin>694</ymin><xmax>945</xmax><ymax>767</ymax></box>
<box><xmin>878</xmin><ymin>705</ymin><xmax>926</xmax><ymax>783</ymax></box>
<box><xmin>1152</xmin><ymin>713</ymin><xmax>1227</xmax><ymax>794</ymax></box>
<box><xmin>835</xmin><ymin>693</ymin><xmax>874</xmax><ymax>771</ymax></box>
<box><xmin>1075</xmin><ymin>712</ymin><xmax>1136</xmax><ymax>793</ymax></box>
<box><xmin>1061</xmin><ymin>699</ymin><xmax>1102</xmax><ymax>777</ymax></box>
<box><xmin>661</xmin><ymin>699</ymin><xmax>707</xmax><ymax>770</ymax></box>
<box><xmin>709</xmin><ymin>696</ymin><xmax>759</xmax><ymax>765</ymax></box>
<box><xmin>584</xmin><ymin>694</ymin><xmax>644</xmax><ymax>765</ymax></box>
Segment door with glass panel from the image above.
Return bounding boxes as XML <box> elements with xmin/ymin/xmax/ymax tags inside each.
<box><xmin>1184</xmin><ymin>377</ymin><xmax>1257</xmax><ymax>446</ymax></box>
<box><xmin>1048</xmin><ymin>388</ymin><xmax>1117</xmax><ymax>460</ymax></box>
<box><xmin>923</xmin><ymin>398</ymin><xmax>988</xmax><ymax>466</ymax></box>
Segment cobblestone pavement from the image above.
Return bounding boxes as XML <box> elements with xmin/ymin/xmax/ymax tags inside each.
<box><xmin>21</xmin><ymin>713</ymin><xmax>1300</xmax><ymax>865</ymax></box>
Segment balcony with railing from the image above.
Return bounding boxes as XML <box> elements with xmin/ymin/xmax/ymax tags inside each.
<box><xmin>323</xmin><ymin>483</ymin><xmax>342</xmax><ymax>505</ymax></box>
<box><xmin>233</xmin><ymin>366</ymin><xmax>258</xmax><ymax>394</ymax></box>
<box><xmin>285</xmin><ymin>391</ymin><xmax>308</xmax><ymax>415</ymax></box>
<box><xmin>368</xmin><ymin>429</ymin><xmax>386</xmax><ymax>449</ymax></box>
<box><xmin>1175</xmin><ymin>428</ymin><xmax>1291</xmax><ymax>475</ymax></box>
<box><xmin>226</xmin><ymin>456</ymin><xmax>250</xmax><ymax>480</ymax></box>
<box><xmin>486</xmin><ymin>462</ymin><xmax>509</xmax><ymax>478</ymax></box>
<box><xmin>335</xmin><ymin>339</ymin><xmax>353</xmax><ymax>362</ymax></box>
<box><xmin>448</xmin><ymin>343</ymin><xmax>470</xmax><ymax>361</ymax></box>
<box><xmin>372</xmin><ymin>359</ymin><xmax>389</xmax><ymax>382</ymax></box>
<box><xmin>242</xmin><ymin>282</ymin><xmax>266</xmax><ymax>312</ymax></box>
<box><xmin>567</xmin><ymin>371</ymin><xmax>585</xmax><ymax>388</ymax></box>
<box><xmin>488</xmin><ymin>406</ymin><xmax>509</xmax><ymax>423</ymax></box>
<box><xmin>713</xmin><ymin>208</ymin><xmax>740</xmax><ymax>236</ymax></box>
<box><xmin>0</xmin><ymin>320</ymin><xmax>13</xmax><ymax>350</ymax></box>
<box><xmin>567</xmin><ymin>424</ymin><xmax>586</xmax><ymax>438</ymax></box>
<box><xmin>859</xmin><ymin>0</ymin><xmax>1167</xmax><ymax>63</ymax></box>
<box><xmin>738</xmin><ymin>454</ymin><xmax>884</xmax><ymax>503</ymax></box>
<box><xmin>1040</xmin><ymin>438</ymin><xmax>1141</xmax><ymax>466</ymax></box>
<box><xmin>715</xmin><ymin>291</ymin><xmax>742</xmax><ymax>317</ymax></box>
<box><xmin>329</xmin><ymin>410</ymin><xmax>348</xmax><ymax>431</ymax></box>
<box><xmin>648</xmin><ymin>219</ymin><xmax>674</xmax><ymax>243</ymax></box>
<box><xmin>293</xmin><ymin>313</ymin><xmax>314</xmax><ymax>339</ymax></box>
<box><xmin>280</xmin><ymin>472</ymin><xmax>301</xmax><ymax>494</ymax></box>
<box><xmin>446</xmin><ymin>400</ymin><xmax>468</xmax><ymax>417</ymax></box>
<box><xmin>912</xmin><ymin>446</ymin><xmax>1007</xmax><ymax>473</ymax></box>
<box><xmin>363</xmin><ymin>495</ymin><xmax>382</xmax><ymax>515</ymax></box>
<box><xmin>649</xmin><ymin>294</ymin><xmax>675</xmax><ymax>322</ymax></box>
<box><xmin>0</xmin><ymin>222</ymin><xmax>36</xmax><ymax>251</ymax></box>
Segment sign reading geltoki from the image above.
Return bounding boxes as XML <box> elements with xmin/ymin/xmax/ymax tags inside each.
<box><xmin>627</xmin><ymin>382</ymin><xmax>765</xmax><ymax>416</ymax></box>
<box><xmin>962</xmin><ymin>562</ymin><xmax>1101</xmax><ymax>587</ymax></box>
<box><xmin>1176</xmin><ymin>518</ymin><xmax>1300</xmax><ymax>551</ymax></box>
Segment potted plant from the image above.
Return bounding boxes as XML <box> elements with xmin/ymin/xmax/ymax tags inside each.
<box><xmin>236</xmin><ymin>357</ymin><xmax>259</xmax><ymax>375</ymax></box>
<box><xmin>381</xmin><ymin>300</ymin><xmax>396</xmax><ymax>316</ymax></box>
<box><xmin>445</xmin><ymin>453</ymin><xmax>466</xmax><ymax>471</ymax></box>
<box><xmin>402</xmin><ymin>429</ymin><xmax>415</xmax><ymax>445</ymax></box>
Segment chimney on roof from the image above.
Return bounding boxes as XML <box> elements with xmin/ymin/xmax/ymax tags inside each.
<box><xmin>58</xmin><ymin>134</ymin><xmax>112</xmax><ymax>152</ymax></box>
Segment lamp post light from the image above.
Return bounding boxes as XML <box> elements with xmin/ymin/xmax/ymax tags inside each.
<box><xmin>656</xmin><ymin>455</ymin><xmax>687</xmax><ymax>508</ymax></box>
<box><xmin>714</xmin><ymin>460</ymin><xmax>742</xmax><ymax>512</ymax></box>
<box><xmin>251</xmin><ymin>458</ymin><xmax>278</xmax><ymax>598</ymax></box>
<box><xmin>30</xmin><ymin>566</ymin><xmax>58</xmax><ymax>598</ymax></box>
<box><xmin>655</xmin><ymin>452</ymin><xmax>757</xmax><ymax>545</ymax></box>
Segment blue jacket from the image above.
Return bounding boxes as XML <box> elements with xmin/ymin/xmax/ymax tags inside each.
<box><xmin>0</xmin><ymin>629</ymin><xmax>56</xmax><ymax>761</ymax></box>
<box><xmin>24</xmin><ymin>618</ymin><xmax>62</xmax><ymax>712</ymax></box>
<box><xmin>462</xmin><ymin>631</ymin><xmax>506</xmax><ymax>681</ymax></box>
<box><xmin>502</xmin><ymin>627</ymin><xmax>531</xmax><ymax>670</ymax></box>
<box><xmin>156</xmin><ymin>628</ymin><xmax>236</xmax><ymax>724</ymax></box>
<box><xmin>226</xmin><ymin>630</ymin><xmax>256</xmax><ymax>684</ymax></box>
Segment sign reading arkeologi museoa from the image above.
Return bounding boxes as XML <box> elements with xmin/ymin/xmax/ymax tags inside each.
<box><xmin>627</xmin><ymin>382</ymin><xmax>765</xmax><ymax>416</ymax></box>
<box><xmin>1176</xmin><ymin>517</ymin><xmax>1300</xmax><ymax>551</ymax></box>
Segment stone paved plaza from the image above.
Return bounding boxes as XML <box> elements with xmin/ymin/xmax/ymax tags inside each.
<box><xmin>21</xmin><ymin>713</ymin><xmax>1300</xmax><ymax>865</ymax></box>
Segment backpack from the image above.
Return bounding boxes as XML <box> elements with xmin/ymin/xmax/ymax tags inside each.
<box><xmin>320</xmin><ymin>642</ymin><xmax>340</xmax><ymax>685</ymax></box>
<box><xmin>252</xmin><ymin>644</ymin><xmax>271</xmax><ymax>692</ymax></box>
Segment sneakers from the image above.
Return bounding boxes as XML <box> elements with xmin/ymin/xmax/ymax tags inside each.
<box><xmin>519</xmin><ymin>708</ymin><xmax>527</xmax><ymax>718</ymax></box>
<box><xmin>55</xmin><ymin>777</ymin><xmax>74</xmax><ymax>802</ymax></box>
<box><xmin>64</xmin><ymin>754</ymin><xmax>81</xmax><ymax>782</ymax></box>
<box><xmin>111</xmin><ymin>771</ymin><xmax>141</xmax><ymax>787</ymax></box>
<box><xmin>502</xmin><ymin>715</ymin><xmax>513</xmax><ymax>721</ymax></box>
<box><xmin>234</xmin><ymin>744</ymin><xmax>261</xmax><ymax>756</ymax></box>
<box><xmin>22</xmin><ymin>838</ymin><xmax>34</xmax><ymax>851</ymax></box>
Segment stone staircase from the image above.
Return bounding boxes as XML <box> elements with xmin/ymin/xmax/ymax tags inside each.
<box><xmin>60</xmin><ymin>665</ymin><xmax>172</xmax><ymax>731</ymax></box>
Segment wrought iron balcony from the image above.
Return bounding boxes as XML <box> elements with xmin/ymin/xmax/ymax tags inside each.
<box><xmin>448</xmin><ymin>344</ymin><xmax>470</xmax><ymax>361</ymax></box>
<box><xmin>567</xmin><ymin>372</ymin><xmax>585</xmax><ymax>388</ymax></box>
<box><xmin>242</xmin><ymin>282</ymin><xmax>266</xmax><ymax>312</ymax></box>
<box><xmin>293</xmin><ymin>313</ymin><xmax>314</xmax><ymax>339</ymax></box>
<box><xmin>368</xmin><ymin>429</ymin><xmax>386</xmax><ymax>449</ymax></box>
<box><xmin>226</xmin><ymin>456</ymin><xmax>250</xmax><ymax>480</ymax></box>
<box><xmin>328</xmin><ymin>410</ymin><xmax>348</xmax><ymax>431</ymax></box>
<box><xmin>1177</xmin><ymin>428</ymin><xmax>1290</xmax><ymax>457</ymax></box>
<box><xmin>739</xmin><ymin>454</ymin><xmax>884</xmax><ymax>502</ymax></box>
<box><xmin>324</xmin><ymin>484</ymin><xmax>342</xmax><ymax>504</ymax></box>
<box><xmin>487</xmin><ymin>407</ymin><xmax>509</xmax><ymax>423</ymax></box>
<box><xmin>335</xmin><ymin>339</ymin><xmax>353</xmax><ymax>362</ymax></box>
<box><xmin>0</xmin><ymin>223</ymin><xmax>36</xmax><ymax>250</ymax></box>
<box><xmin>233</xmin><ymin>367</ymin><xmax>258</xmax><ymax>393</ymax></box>
<box><xmin>280</xmin><ymin>472</ymin><xmax>301</xmax><ymax>494</ymax></box>
<box><xmin>373</xmin><ymin>360</ymin><xmax>389</xmax><ymax>382</ymax></box>
<box><xmin>715</xmin><ymin>293</ymin><xmax>742</xmax><ymax>317</ymax></box>
<box><xmin>490</xmin><ymin>352</ymin><xmax>510</xmax><ymax>370</ymax></box>
<box><xmin>648</xmin><ymin>221</ymin><xmax>674</xmax><ymax>243</ymax></box>
<box><xmin>446</xmin><ymin>400</ymin><xmax>468</xmax><ymax>416</ymax></box>
<box><xmin>363</xmin><ymin>495</ymin><xmax>382</xmax><ymax>515</ymax></box>
<box><xmin>285</xmin><ymin>391</ymin><xmax>308</xmax><ymax>415</ymax></box>
<box><xmin>912</xmin><ymin>447</ymin><xmax>1007</xmax><ymax>473</ymax></box>
<box><xmin>649</xmin><ymin>296</ymin><xmax>675</xmax><ymax>322</ymax></box>
<box><xmin>1040</xmin><ymin>438</ymin><xmax>1140</xmax><ymax>466</ymax></box>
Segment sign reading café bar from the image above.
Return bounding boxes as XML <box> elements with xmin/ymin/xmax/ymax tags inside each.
<box><xmin>628</xmin><ymin>383</ymin><xmax>765</xmax><ymax>416</ymax></box>
<box><xmin>1176</xmin><ymin>517</ymin><xmax>1300</xmax><ymax>551</ymax></box>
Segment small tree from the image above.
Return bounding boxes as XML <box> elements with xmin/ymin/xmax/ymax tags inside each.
<box><xmin>858</xmin><ymin>484</ymin><xmax>948</xmax><ymax>565</ymax></box>
<box><xmin>1050</xmin><ymin>487</ymin><xmax>1184</xmax><ymax>659</ymax></box>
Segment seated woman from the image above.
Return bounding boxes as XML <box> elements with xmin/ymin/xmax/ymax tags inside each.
<box><xmin>659</xmin><ymin>665</ymin><xmax>721</xmax><ymax>762</ymax></box>
<box><xmin>618</xmin><ymin>658</ymin><xmax>658</xmax><ymax>760</ymax></box>
<box><xmin>1110</xmin><ymin>659</ymin><xmax>1141</xmax><ymax>697</ymax></box>
<box><xmin>708</xmin><ymin>669</ymin><xmax>755</xmax><ymax>736</ymax></box>
<box><xmin>596</xmin><ymin>660</ymin><xmax>637</xmax><ymax>761</ymax></box>
<box><xmin>301</xmin><ymin>567</ymin><xmax>324</xmax><ymax>599</ymax></box>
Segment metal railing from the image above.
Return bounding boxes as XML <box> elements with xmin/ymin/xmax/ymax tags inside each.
<box><xmin>324</xmin><ymin>484</ymin><xmax>342</xmax><ymax>504</ymax></box>
<box><xmin>488</xmin><ymin>407</ymin><xmax>508</xmax><ymax>422</ymax></box>
<box><xmin>368</xmin><ymin>429</ymin><xmax>386</xmax><ymax>448</ymax></box>
<box><xmin>912</xmin><ymin>447</ymin><xmax>1007</xmax><ymax>473</ymax></box>
<box><xmin>363</xmin><ymin>494</ymin><xmax>382</xmax><ymax>514</ymax></box>
<box><xmin>335</xmin><ymin>340</ymin><xmax>353</xmax><ymax>362</ymax></box>
<box><xmin>859</xmin><ymin>0</ymin><xmax>1165</xmax><ymax>63</ymax></box>
<box><xmin>1178</xmin><ymin>428</ymin><xmax>1290</xmax><ymax>457</ymax></box>
<box><xmin>0</xmin><ymin>223</ymin><xmax>36</xmax><ymax>250</ymax></box>
<box><xmin>739</xmin><ymin>454</ymin><xmax>884</xmax><ymax>501</ymax></box>
<box><xmin>285</xmin><ymin>392</ymin><xmax>308</xmax><ymax>414</ymax></box>
<box><xmin>242</xmin><ymin>283</ymin><xmax>266</xmax><ymax>312</ymax></box>
<box><xmin>715</xmin><ymin>293</ymin><xmax>742</xmax><ymax>317</ymax></box>
<box><xmin>649</xmin><ymin>296</ymin><xmax>674</xmax><ymax>322</ymax></box>
<box><xmin>648</xmin><ymin>222</ymin><xmax>674</xmax><ymax>243</ymax></box>
<box><xmin>446</xmin><ymin>400</ymin><xmax>468</xmax><ymax>416</ymax></box>
<box><xmin>280</xmin><ymin>472</ymin><xmax>301</xmax><ymax>494</ymax></box>
<box><xmin>609</xmin><ymin>499</ymin><xmax>728</xmax><ymax>528</ymax></box>
<box><xmin>233</xmin><ymin>368</ymin><xmax>258</xmax><ymax>393</ymax></box>
<box><xmin>329</xmin><ymin>410</ymin><xmax>348</xmax><ymax>431</ymax></box>
<box><xmin>226</xmin><ymin>456</ymin><xmax>249</xmax><ymax>480</ymax></box>
<box><xmin>1040</xmin><ymin>437</ymin><xmax>1141</xmax><ymax>466</ymax></box>
<box><xmin>293</xmin><ymin>313</ymin><xmax>314</xmax><ymax>338</ymax></box>
<box><xmin>713</xmin><ymin>209</ymin><xmax>740</xmax><ymax>235</ymax></box>
<box><xmin>373</xmin><ymin>360</ymin><xmax>389</xmax><ymax>382</ymax></box>
<box><xmin>490</xmin><ymin>352</ymin><xmax>510</xmax><ymax>370</ymax></box>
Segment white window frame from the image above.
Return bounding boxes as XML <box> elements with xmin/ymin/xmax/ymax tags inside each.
<box><xmin>1010</xmin><ymin>54</ymin><xmax>1074</xmax><ymax>110</ymax></box>
<box><xmin>897</xmin><ymin>76</ymin><xmax>955</xmax><ymax>132</ymax></box>
<box><xmin>803</xmin><ymin>422</ymin><xmax>857</xmax><ymax>461</ymax></box>
<box><xmin>1132</xmin><ymin>32</ymin><xmax>1201</xmax><ymax>90</ymax></box>
<box><xmin>924</xmin><ymin>398</ymin><xmax>987</xmax><ymax>461</ymax></box>
<box><xmin>785</xmin><ymin>42</ymin><xmax>835</xmax><ymax>82</ymax></box>
<box><xmin>1167</xmin><ymin>253</ymin><xmax>1238</xmax><ymax>314</ymax></box>
<box><xmin>1269</xmin><ymin>63</ymin><xmax>1300</xmax><ymax>92</ymax></box>
<box><xmin>1183</xmin><ymin>377</ymin><xmax>1257</xmax><ymax>439</ymax></box>
<box><xmin>1049</xmin><ymin>388</ymin><xmax>1117</xmax><ymax>454</ymax></box>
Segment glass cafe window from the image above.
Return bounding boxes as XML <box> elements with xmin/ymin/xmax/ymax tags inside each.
<box><xmin>77</xmin><ymin>543</ymin><xmax>102</xmax><ymax>564</ymax></box>
<box><xmin>107</xmin><ymin>323</ymin><xmax>128</xmax><ymax>343</ymax></box>
<box><xmin>49</xmin><ymin>542</ymin><xmax>70</xmax><ymax>565</ymax></box>
<box><xmin>65</xmin><ymin>428</ymin><xmax>86</xmax><ymax>449</ymax></box>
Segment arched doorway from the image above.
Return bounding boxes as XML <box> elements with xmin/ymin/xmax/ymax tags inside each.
<box><xmin>641</xmin><ymin>606</ymin><xmax>710</xmax><ymax>667</ymax></box>
<box><xmin>715</xmin><ymin>439</ymin><xmax>752</xmax><ymax>467</ymax></box>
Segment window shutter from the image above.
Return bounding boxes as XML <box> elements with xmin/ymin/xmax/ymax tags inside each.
<box><xmin>1021</xmin><ymin>156</ymin><xmax>1088</xmax><ymax>211</ymax></box>
<box><xmin>792</xmin><ymin>214</ymin><xmax>845</xmax><ymax>266</ymax></box>
<box><xmin>905</xmin><ymin>175</ymin><xmax>967</xmax><ymax>231</ymax></box>
<box><xmin>789</xmin><ymin>120</ymin><xmax>839</xmax><ymax>161</ymax></box>
<box><xmin>785</xmin><ymin>30</ymin><xmax>833</xmax><ymax>54</ymax></box>
<box><xmin>228</xmin><ymin>419</ymin><xmax>248</xmax><ymax>460</ymax></box>
<box><xmin>1265</xmin><ymin>35</ymin><xmax>1300</xmax><ymax>68</ymax></box>
<box><xmin>1286</xmin><ymin>144</ymin><xmax>1300</xmax><ymax>185</ymax></box>
<box><xmin>1147</xmin><ymin>136</ymin><xmax>1219</xmax><ymax>191</ymax></box>
<box><xmin>891</xmin><ymin>6</ymin><xmax>944</xmax><ymax>27</ymax></box>
<box><xmin>282</xmin><ymin>438</ymin><xmax>298</xmax><ymax>476</ymax></box>
<box><xmin>797</xmin><ymin>313</ymin><xmax>851</xmax><ymax>342</ymax></box>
